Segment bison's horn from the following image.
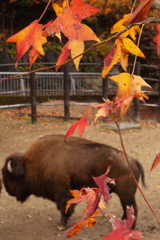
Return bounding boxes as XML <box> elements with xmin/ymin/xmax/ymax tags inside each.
<box><xmin>7</xmin><ymin>161</ymin><xmax>13</xmax><ymax>173</ymax></box>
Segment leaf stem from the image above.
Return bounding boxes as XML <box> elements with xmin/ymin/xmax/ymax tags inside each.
<box><xmin>37</xmin><ymin>0</ymin><xmax>52</xmax><ymax>23</ymax></box>
<box><xmin>131</xmin><ymin>24</ymin><xmax>145</xmax><ymax>75</ymax></box>
<box><xmin>115</xmin><ymin>120</ymin><xmax>160</xmax><ymax>225</ymax></box>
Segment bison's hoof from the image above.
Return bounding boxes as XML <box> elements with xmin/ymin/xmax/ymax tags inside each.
<box><xmin>57</xmin><ymin>221</ymin><xmax>67</xmax><ymax>231</ymax></box>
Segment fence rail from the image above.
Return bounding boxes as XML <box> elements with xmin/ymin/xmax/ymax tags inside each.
<box><xmin>0</xmin><ymin>71</ymin><xmax>120</xmax><ymax>96</ymax></box>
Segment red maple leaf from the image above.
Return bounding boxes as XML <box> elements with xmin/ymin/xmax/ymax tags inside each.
<box><xmin>124</xmin><ymin>0</ymin><xmax>154</xmax><ymax>26</ymax></box>
<box><xmin>65</xmin><ymin>106</ymin><xmax>91</xmax><ymax>139</ymax></box>
<box><xmin>153</xmin><ymin>23</ymin><xmax>160</xmax><ymax>55</ymax></box>
<box><xmin>93</xmin><ymin>166</ymin><xmax>114</xmax><ymax>205</ymax></box>
<box><xmin>65</xmin><ymin>116</ymin><xmax>87</xmax><ymax>140</ymax></box>
<box><xmin>43</xmin><ymin>0</ymin><xmax>100</xmax><ymax>40</ymax></box>
<box><xmin>102</xmin><ymin>206</ymin><xmax>143</xmax><ymax>240</ymax></box>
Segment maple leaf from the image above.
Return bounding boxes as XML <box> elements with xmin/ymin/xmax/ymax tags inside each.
<box><xmin>92</xmin><ymin>99</ymin><xmax>114</xmax><ymax>122</ymax></box>
<box><xmin>52</xmin><ymin>0</ymin><xmax>68</xmax><ymax>16</ymax></box>
<box><xmin>124</xmin><ymin>0</ymin><xmax>154</xmax><ymax>26</ymax></box>
<box><xmin>93</xmin><ymin>166</ymin><xmax>114</xmax><ymax>205</ymax></box>
<box><xmin>7</xmin><ymin>20</ymin><xmax>47</xmax><ymax>68</ymax></box>
<box><xmin>65</xmin><ymin>167</ymin><xmax>114</xmax><ymax>238</ymax></box>
<box><xmin>65</xmin><ymin>115</ymin><xmax>87</xmax><ymax>139</ymax></box>
<box><xmin>43</xmin><ymin>0</ymin><xmax>100</xmax><ymax>41</ymax></box>
<box><xmin>28</xmin><ymin>48</ymin><xmax>40</xmax><ymax>69</ymax></box>
<box><xmin>111</xmin><ymin>14</ymin><xmax>140</xmax><ymax>42</ymax></box>
<box><xmin>150</xmin><ymin>152</ymin><xmax>160</xmax><ymax>176</ymax></box>
<box><xmin>110</xmin><ymin>73</ymin><xmax>151</xmax><ymax>101</ymax></box>
<box><xmin>102</xmin><ymin>40</ymin><xmax>121</xmax><ymax>78</ymax></box>
<box><xmin>92</xmin><ymin>95</ymin><xmax>136</xmax><ymax>122</ymax></box>
<box><xmin>153</xmin><ymin>23</ymin><xmax>160</xmax><ymax>55</ymax></box>
<box><xmin>65</xmin><ymin>187</ymin><xmax>102</xmax><ymax>238</ymax></box>
<box><xmin>57</xmin><ymin>24</ymin><xmax>100</xmax><ymax>70</ymax></box>
<box><xmin>122</xmin><ymin>37</ymin><xmax>145</xmax><ymax>58</ymax></box>
<box><xmin>109</xmin><ymin>73</ymin><xmax>151</xmax><ymax>118</ymax></box>
<box><xmin>102</xmin><ymin>37</ymin><xmax>145</xmax><ymax>78</ymax></box>
<box><xmin>65</xmin><ymin>106</ymin><xmax>91</xmax><ymax>139</ymax></box>
<box><xmin>102</xmin><ymin>206</ymin><xmax>143</xmax><ymax>240</ymax></box>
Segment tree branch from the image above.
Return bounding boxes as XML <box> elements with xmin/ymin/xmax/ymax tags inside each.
<box><xmin>1</xmin><ymin>17</ymin><xmax>160</xmax><ymax>82</ymax></box>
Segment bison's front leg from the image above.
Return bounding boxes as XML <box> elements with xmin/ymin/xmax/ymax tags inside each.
<box><xmin>56</xmin><ymin>195</ymin><xmax>75</xmax><ymax>231</ymax></box>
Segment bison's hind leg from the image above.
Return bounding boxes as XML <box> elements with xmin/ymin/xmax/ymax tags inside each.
<box><xmin>119</xmin><ymin>195</ymin><xmax>138</xmax><ymax>229</ymax></box>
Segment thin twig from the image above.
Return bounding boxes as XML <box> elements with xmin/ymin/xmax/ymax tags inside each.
<box><xmin>131</xmin><ymin>24</ymin><xmax>145</xmax><ymax>75</ymax></box>
<box><xmin>131</xmin><ymin>0</ymin><xmax>137</xmax><ymax>14</ymax></box>
<box><xmin>115</xmin><ymin>121</ymin><xmax>160</xmax><ymax>225</ymax></box>
<box><xmin>38</xmin><ymin>0</ymin><xmax>52</xmax><ymax>22</ymax></box>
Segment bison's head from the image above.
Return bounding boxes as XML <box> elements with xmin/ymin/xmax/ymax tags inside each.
<box><xmin>2</xmin><ymin>153</ymin><xmax>30</xmax><ymax>202</ymax></box>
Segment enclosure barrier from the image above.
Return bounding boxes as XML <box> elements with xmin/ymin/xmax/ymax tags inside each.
<box><xmin>0</xmin><ymin>62</ymin><xmax>160</xmax><ymax>122</ymax></box>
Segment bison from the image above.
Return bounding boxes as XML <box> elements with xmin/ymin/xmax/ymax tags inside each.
<box><xmin>2</xmin><ymin>134</ymin><xmax>145</xmax><ymax>230</ymax></box>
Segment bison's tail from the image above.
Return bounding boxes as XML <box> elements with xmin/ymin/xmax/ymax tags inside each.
<box><xmin>136</xmin><ymin>160</ymin><xmax>146</xmax><ymax>187</ymax></box>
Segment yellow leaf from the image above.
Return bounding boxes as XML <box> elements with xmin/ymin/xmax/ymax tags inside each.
<box><xmin>69</xmin><ymin>24</ymin><xmax>100</xmax><ymax>71</ymax></box>
<box><xmin>109</xmin><ymin>73</ymin><xmax>133</xmax><ymax>118</ymax></box>
<box><xmin>52</xmin><ymin>0</ymin><xmax>68</xmax><ymax>16</ymax></box>
<box><xmin>120</xmin><ymin>51</ymin><xmax>128</xmax><ymax>72</ymax></box>
<box><xmin>69</xmin><ymin>40</ymin><xmax>84</xmax><ymax>71</ymax></box>
<box><xmin>62</xmin><ymin>0</ymin><xmax>68</xmax><ymax>9</ymax></box>
<box><xmin>109</xmin><ymin>73</ymin><xmax>132</xmax><ymax>99</ymax></box>
<box><xmin>52</xmin><ymin>3</ymin><xmax>63</xmax><ymax>16</ymax></box>
<box><xmin>132</xmin><ymin>75</ymin><xmax>152</xmax><ymax>101</ymax></box>
<box><xmin>123</xmin><ymin>25</ymin><xmax>140</xmax><ymax>42</ymax></box>
<box><xmin>111</xmin><ymin>14</ymin><xmax>130</xmax><ymax>34</ymax></box>
<box><xmin>122</xmin><ymin>38</ymin><xmax>145</xmax><ymax>58</ymax></box>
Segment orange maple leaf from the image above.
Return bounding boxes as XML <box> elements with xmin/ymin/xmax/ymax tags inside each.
<box><xmin>153</xmin><ymin>23</ymin><xmax>160</xmax><ymax>55</ymax></box>
<box><xmin>102</xmin><ymin>37</ymin><xmax>145</xmax><ymax>78</ymax></box>
<box><xmin>43</xmin><ymin>0</ymin><xmax>100</xmax><ymax>41</ymax></box>
<box><xmin>56</xmin><ymin>24</ymin><xmax>100</xmax><ymax>70</ymax></box>
<box><xmin>124</xmin><ymin>0</ymin><xmax>154</xmax><ymax>26</ymax></box>
<box><xmin>65</xmin><ymin>188</ymin><xmax>101</xmax><ymax>238</ymax></box>
<box><xmin>7</xmin><ymin>20</ymin><xmax>47</xmax><ymax>68</ymax></box>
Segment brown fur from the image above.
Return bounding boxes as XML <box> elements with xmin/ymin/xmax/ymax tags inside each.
<box><xmin>2</xmin><ymin>134</ymin><xmax>145</xmax><ymax>229</ymax></box>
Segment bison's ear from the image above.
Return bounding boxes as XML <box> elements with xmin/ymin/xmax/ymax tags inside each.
<box><xmin>6</xmin><ymin>154</ymin><xmax>24</xmax><ymax>178</ymax></box>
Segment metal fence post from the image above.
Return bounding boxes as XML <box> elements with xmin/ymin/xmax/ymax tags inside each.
<box><xmin>64</xmin><ymin>63</ymin><xmax>70</xmax><ymax>121</ymax></box>
<box><xmin>30</xmin><ymin>64</ymin><xmax>37</xmax><ymax>124</ymax></box>
<box><xmin>134</xmin><ymin>62</ymin><xmax>140</xmax><ymax>122</ymax></box>
<box><xmin>103</xmin><ymin>75</ymin><xmax>108</xmax><ymax>99</ymax></box>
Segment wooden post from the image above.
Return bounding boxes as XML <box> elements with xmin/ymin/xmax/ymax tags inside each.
<box><xmin>103</xmin><ymin>75</ymin><xmax>108</xmax><ymax>99</ymax></box>
<box><xmin>134</xmin><ymin>62</ymin><xmax>140</xmax><ymax>122</ymax></box>
<box><xmin>30</xmin><ymin>64</ymin><xmax>37</xmax><ymax>124</ymax></box>
<box><xmin>64</xmin><ymin>63</ymin><xmax>70</xmax><ymax>121</ymax></box>
<box><xmin>158</xmin><ymin>67</ymin><xmax>160</xmax><ymax>122</ymax></box>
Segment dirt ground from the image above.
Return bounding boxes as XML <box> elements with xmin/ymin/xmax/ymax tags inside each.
<box><xmin>0</xmin><ymin>101</ymin><xmax>160</xmax><ymax>240</ymax></box>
